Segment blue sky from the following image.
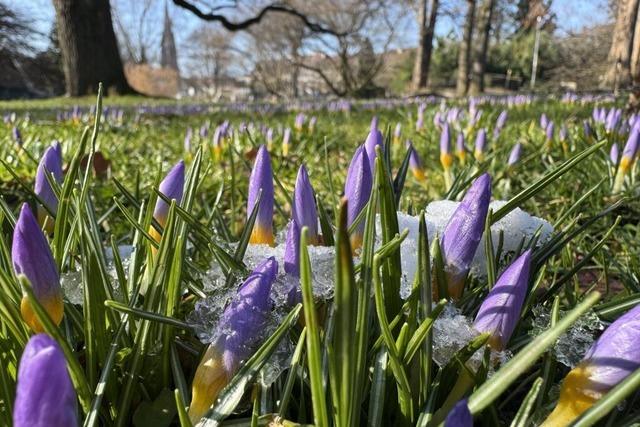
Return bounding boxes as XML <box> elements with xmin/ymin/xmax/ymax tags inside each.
<box><xmin>17</xmin><ymin>0</ymin><xmax>611</xmax><ymax>58</ymax></box>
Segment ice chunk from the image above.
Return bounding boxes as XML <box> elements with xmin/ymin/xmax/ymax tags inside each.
<box><xmin>530</xmin><ymin>305</ymin><xmax>604</xmax><ymax>367</ymax></box>
<box><xmin>432</xmin><ymin>303</ymin><xmax>510</xmax><ymax>370</ymax></box>
<box><xmin>61</xmin><ymin>269</ymin><xmax>84</xmax><ymax>305</ymax></box>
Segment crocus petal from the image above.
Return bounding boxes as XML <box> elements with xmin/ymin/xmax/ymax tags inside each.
<box><xmin>440</xmin><ymin>123</ymin><xmax>453</xmax><ymax>169</ymax></box>
<box><xmin>13</xmin><ymin>334</ymin><xmax>77</xmax><ymax>427</ymax></box>
<box><xmin>34</xmin><ymin>143</ymin><xmax>64</xmax><ymax>224</ymax></box>
<box><xmin>408</xmin><ymin>144</ymin><xmax>426</xmax><ymax>182</ymax></box>
<box><xmin>440</xmin><ymin>173</ymin><xmax>492</xmax><ymax>299</ymax></box>
<box><xmin>445</xmin><ymin>399</ymin><xmax>473</xmax><ymax>427</ymax></box>
<box><xmin>543</xmin><ymin>303</ymin><xmax>640</xmax><ymax>426</ymax></box>
<box><xmin>189</xmin><ymin>257</ymin><xmax>277</xmax><ymax>422</ymax></box>
<box><xmin>247</xmin><ymin>145</ymin><xmax>275</xmax><ymax>246</ymax></box>
<box><xmin>620</xmin><ymin>125</ymin><xmax>639</xmax><ymax>172</ymax></box>
<box><xmin>474</xmin><ymin>129</ymin><xmax>487</xmax><ymax>161</ymax></box>
<box><xmin>473</xmin><ymin>250</ymin><xmax>532</xmax><ymax>350</ymax></box>
<box><xmin>292</xmin><ymin>165</ymin><xmax>319</xmax><ymax>243</ymax></box>
<box><xmin>364</xmin><ymin>127</ymin><xmax>384</xmax><ymax>174</ymax></box>
<box><xmin>344</xmin><ymin>146</ymin><xmax>372</xmax><ymax>250</ymax></box>
<box><xmin>150</xmin><ymin>161</ymin><xmax>185</xmax><ymax>244</ymax></box>
<box><xmin>508</xmin><ymin>143</ymin><xmax>522</xmax><ymax>167</ymax></box>
<box><xmin>456</xmin><ymin>133</ymin><xmax>466</xmax><ymax>162</ymax></box>
<box><xmin>13</xmin><ymin>204</ymin><xmax>63</xmax><ymax>332</ymax></box>
<box><xmin>610</xmin><ymin>143</ymin><xmax>619</xmax><ymax>165</ymax></box>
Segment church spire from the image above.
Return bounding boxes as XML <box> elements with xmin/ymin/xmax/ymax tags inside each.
<box><xmin>160</xmin><ymin>1</ymin><xmax>179</xmax><ymax>72</ymax></box>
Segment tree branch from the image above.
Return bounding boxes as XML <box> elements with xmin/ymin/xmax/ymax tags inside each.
<box><xmin>172</xmin><ymin>0</ymin><xmax>345</xmax><ymax>36</ymax></box>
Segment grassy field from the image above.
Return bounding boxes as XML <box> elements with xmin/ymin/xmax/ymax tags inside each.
<box><xmin>0</xmin><ymin>92</ymin><xmax>639</xmax><ymax>426</ymax></box>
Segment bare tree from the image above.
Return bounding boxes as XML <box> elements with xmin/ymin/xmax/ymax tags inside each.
<box><xmin>52</xmin><ymin>0</ymin><xmax>133</xmax><ymax>95</ymax></box>
<box><xmin>112</xmin><ymin>0</ymin><xmax>156</xmax><ymax>64</ymax></box>
<box><xmin>411</xmin><ymin>0</ymin><xmax>439</xmax><ymax>92</ymax></box>
<box><xmin>604</xmin><ymin>0</ymin><xmax>640</xmax><ymax>88</ymax></box>
<box><xmin>469</xmin><ymin>0</ymin><xmax>494</xmax><ymax>94</ymax></box>
<box><xmin>184</xmin><ymin>25</ymin><xmax>236</xmax><ymax>97</ymax></box>
<box><xmin>456</xmin><ymin>0</ymin><xmax>476</xmax><ymax>96</ymax></box>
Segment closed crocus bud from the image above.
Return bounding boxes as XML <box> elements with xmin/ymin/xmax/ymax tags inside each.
<box><xmin>407</xmin><ymin>142</ymin><xmax>426</xmax><ymax>182</ymax></box>
<box><xmin>266</xmin><ymin>128</ymin><xmax>274</xmax><ymax>151</ymax></box>
<box><xmin>542</xmin><ymin>303</ymin><xmax>640</xmax><ymax>426</ymax></box>
<box><xmin>445</xmin><ymin>399</ymin><xmax>472</xmax><ymax>427</ymax></box>
<box><xmin>344</xmin><ymin>146</ymin><xmax>372</xmax><ymax>250</ymax></box>
<box><xmin>189</xmin><ymin>257</ymin><xmax>277</xmax><ymax>423</ymax></box>
<box><xmin>456</xmin><ymin>133</ymin><xmax>466</xmax><ymax>163</ymax></box>
<box><xmin>474</xmin><ymin>250</ymin><xmax>532</xmax><ymax>350</ymax></box>
<box><xmin>248</xmin><ymin>145</ymin><xmax>275</xmax><ymax>246</ymax></box>
<box><xmin>416</xmin><ymin>104</ymin><xmax>425</xmax><ymax>131</ymax></box>
<box><xmin>440</xmin><ymin>173</ymin><xmax>491</xmax><ymax>299</ymax></box>
<box><xmin>295</xmin><ymin>113</ymin><xmax>305</xmax><ymax>131</ymax></box>
<box><xmin>13</xmin><ymin>334</ymin><xmax>77</xmax><ymax>427</ymax></box>
<box><xmin>309</xmin><ymin>116</ymin><xmax>317</xmax><ymax>133</ymax></box>
<box><xmin>150</xmin><ymin>161</ymin><xmax>185</xmax><ymax>244</ymax></box>
<box><xmin>559</xmin><ymin>124</ymin><xmax>568</xmax><ymax>142</ymax></box>
<box><xmin>474</xmin><ymin>128</ymin><xmax>487</xmax><ymax>161</ymax></box>
<box><xmin>440</xmin><ymin>123</ymin><xmax>453</xmax><ymax>170</ymax></box>
<box><xmin>364</xmin><ymin>124</ymin><xmax>384</xmax><ymax>174</ymax></box>
<box><xmin>370</xmin><ymin>115</ymin><xmax>379</xmax><ymax>131</ymax></box>
<box><xmin>508</xmin><ymin>142</ymin><xmax>522</xmax><ymax>167</ymax></box>
<box><xmin>282</xmin><ymin>128</ymin><xmax>291</xmax><ymax>156</ymax></box>
<box><xmin>545</xmin><ymin>121</ymin><xmax>555</xmax><ymax>142</ymax></box>
<box><xmin>620</xmin><ymin>124</ymin><xmax>639</xmax><ymax>173</ymax></box>
<box><xmin>493</xmin><ymin>110</ymin><xmax>508</xmax><ymax>138</ymax></box>
<box><xmin>212</xmin><ymin>126</ymin><xmax>223</xmax><ymax>159</ymax></box>
<box><xmin>292</xmin><ymin>165</ymin><xmax>319</xmax><ymax>243</ymax></box>
<box><xmin>34</xmin><ymin>143</ymin><xmax>64</xmax><ymax>228</ymax></box>
<box><xmin>540</xmin><ymin>113</ymin><xmax>549</xmax><ymax>129</ymax></box>
<box><xmin>610</xmin><ymin>143</ymin><xmax>619</xmax><ymax>165</ymax></box>
<box><xmin>393</xmin><ymin>122</ymin><xmax>402</xmax><ymax>145</ymax></box>
<box><xmin>12</xmin><ymin>204</ymin><xmax>64</xmax><ymax>332</ymax></box>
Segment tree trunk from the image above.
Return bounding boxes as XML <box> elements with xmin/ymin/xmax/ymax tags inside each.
<box><xmin>469</xmin><ymin>0</ymin><xmax>494</xmax><ymax>95</ymax></box>
<box><xmin>411</xmin><ymin>0</ymin><xmax>439</xmax><ymax>92</ymax></box>
<box><xmin>456</xmin><ymin>0</ymin><xmax>476</xmax><ymax>96</ymax></box>
<box><xmin>52</xmin><ymin>0</ymin><xmax>133</xmax><ymax>96</ymax></box>
<box><xmin>604</xmin><ymin>0</ymin><xmax>640</xmax><ymax>89</ymax></box>
<box><xmin>629</xmin><ymin>3</ymin><xmax>640</xmax><ymax>111</ymax></box>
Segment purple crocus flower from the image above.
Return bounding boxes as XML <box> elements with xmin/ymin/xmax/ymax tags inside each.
<box><xmin>543</xmin><ymin>303</ymin><xmax>640</xmax><ymax>425</ymax></box>
<box><xmin>12</xmin><ymin>204</ymin><xmax>64</xmax><ymax>332</ymax></box>
<box><xmin>212</xmin><ymin>126</ymin><xmax>223</xmax><ymax>158</ymax></box>
<box><xmin>416</xmin><ymin>104</ymin><xmax>425</xmax><ymax>131</ymax></box>
<box><xmin>344</xmin><ymin>146</ymin><xmax>372</xmax><ymax>250</ymax></box>
<box><xmin>294</xmin><ymin>113</ymin><xmax>305</xmax><ymax>131</ymax></box>
<box><xmin>508</xmin><ymin>143</ymin><xmax>522</xmax><ymax>167</ymax></box>
<box><xmin>364</xmin><ymin>124</ymin><xmax>384</xmax><ymax>175</ymax></box>
<box><xmin>474</xmin><ymin>128</ymin><xmax>487</xmax><ymax>161</ymax></box>
<box><xmin>540</xmin><ymin>113</ymin><xmax>549</xmax><ymax>130</ymax></box>
<box><xmin>370</xmin><ymin>115</ymin><xmax>379</xmax><ymax>131</ymax></box>
<box><xmin>445</xmin><ymin>399</ymin><xmax>472</xmax><ymax>427</ymax></box>
<box><xmin>292</xmin><ymin>165</ymin><xmax>319</xmax><ymax>243</ymax></box>
<box><xmin>440</xmin><ymin>123</ymin><xmax>453</xmax><ymax>170</ymax></box>
<box><xmin>199</xmin><ymin>124</ymin><xmax>209</xmax><ymax>138</ymax></box>
<box><xmin>189</xmin><ymin>257</ymin><xmax>277</xmax><ymax>423</ymax></box>
<box><xmin>605</xmin><ymin>108</ymin><xmax>621</xmax><ymax>133</ymax></box>
<box><xmin>309</xmin><ymin>116</ymin><xmax>317</xmax><ymax>133</ymax></box>
<box><xmin>559</xmin><ymin>124</ymin><xmax>568</xmax><ymax>142</ymax></box>
<box><xmin>620</xmin><ymin>124</ymin><xmax>639</xmax><ymax>172</ymax></box>
<box><xmin>13</xmin><ymin>334</ymin><xmax>77</xmax><ymax>427</ymax></box>
<box><xmin>610</xmin><ymin>143</ymin><xmax>619</xmax><ymax>165</ymax></box>
<box><xmin>34</xmin><ymin>143</ymin><xmax>64</xmax><ymax>226</ymax></box>
<box><xmin>493</xmin><ymin>110</ymin><xmax>508</xmax><ymax>138</ymax></box>
<box><xmin>150</xmin><ymin>161</ymin><xmax>185</xmax><ymax>244</ymax></box>
<box><xmin>545</xmin><ymin>121</ymin><xmax>555</xmax><ymax>142</ymax></box>
<box><xmin>248</xmin><ymin>145</ymin><xmax>274</xmax><ymax>245</ymax></box>
<box><xmin>407</xmin><ymin>142</ymin><xmax>426</xmax><ymax>182</ymax></box>
<box><xmin>283</xmin><ymin>220</ymin><xmax>303</xmax><ymax>305</ymax></box>
<box><xmin>266</xmin><ymin>128</ymin><xmax>274</xmax><ymax>150</ymax></box>
<box><xmin>282</xmin><ymin>128</ymin><xmax>291</xmax><ymax>156</ymax></box>
<box><xmin>474</xmin><ymin>250</ymin><xmax>532</xmax><ymax>350</ymax></box>
<box><xmin>440</xmin><ymin>173</ymin><xmax>492</xmax><ymax>299</ymax></box>
<box><xmin>456</xmin><ymin>132</ymin><xmax>466</xmax><ymax>163</ymax></box>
